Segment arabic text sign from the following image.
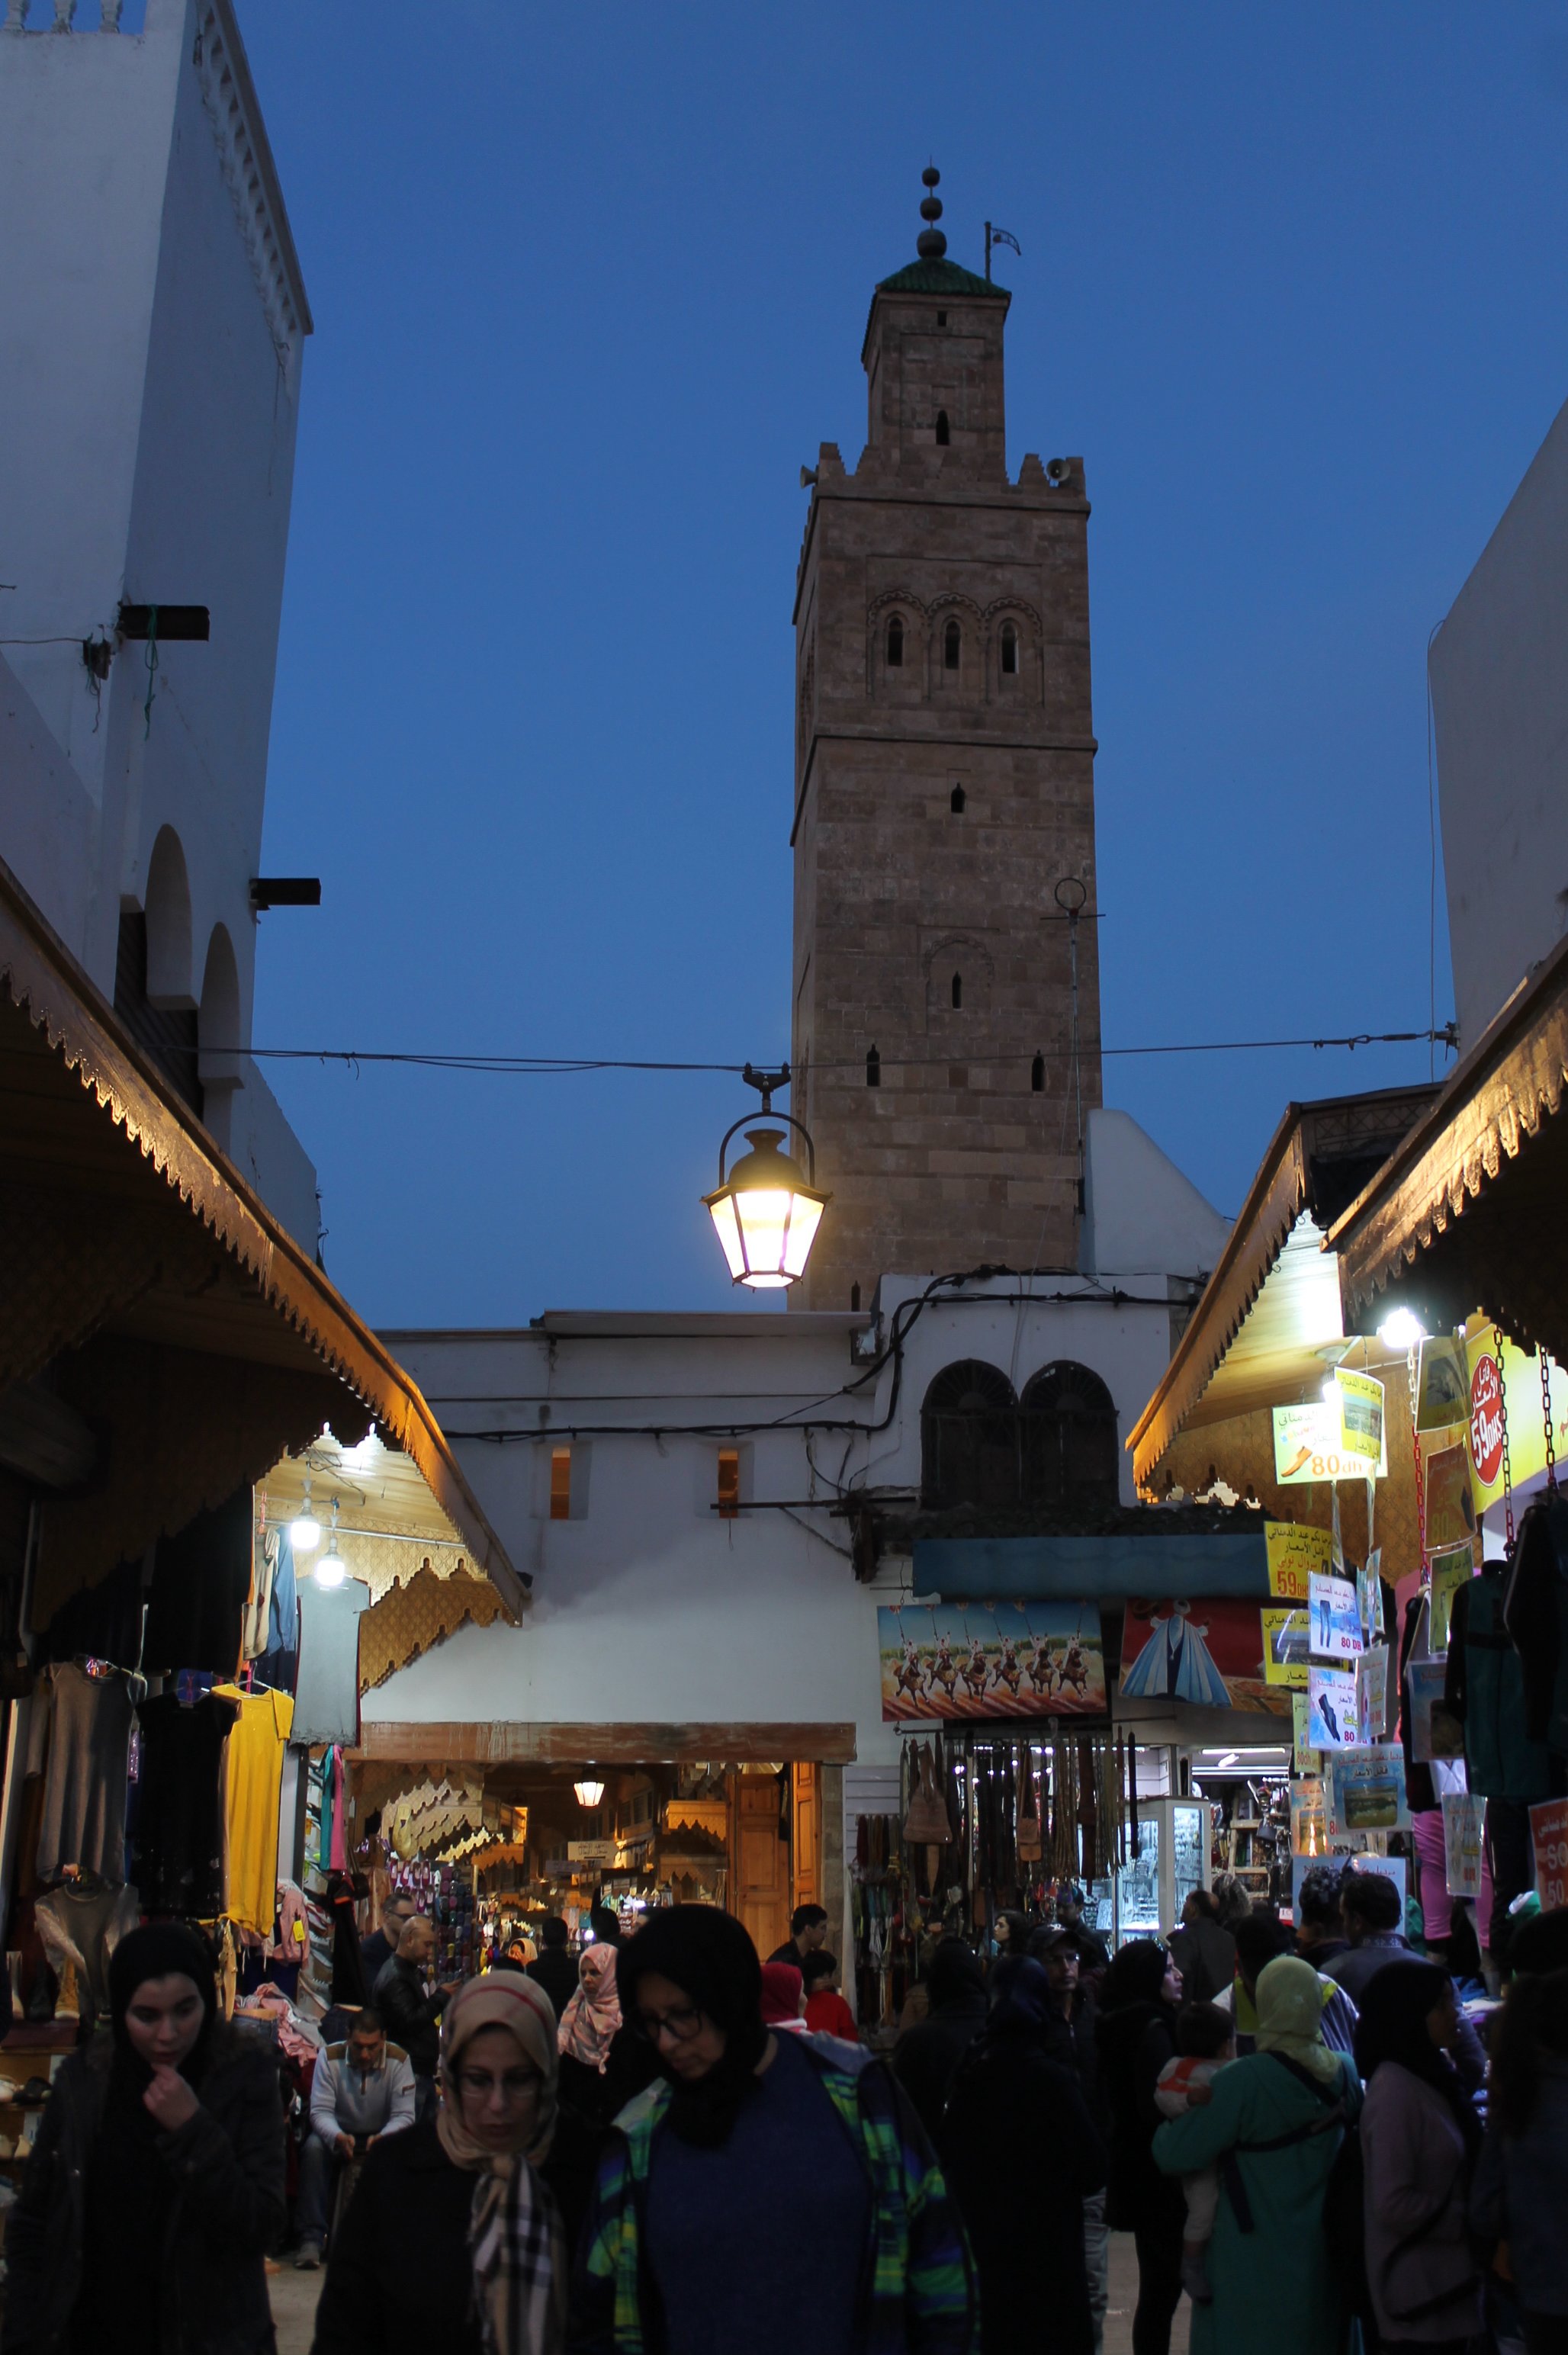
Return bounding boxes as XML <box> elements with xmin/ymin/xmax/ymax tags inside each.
<box><xmin>1309</xmin><ymin>1573</ymin><xmax>1364</xmax><ymax>1660</ymax></box>
<box><xmin>1261</xmin><ymin>1605</ymin><xmax>1310</xmax><ymax>1689</ymax></box>
<box><xmin>1332</xmin><ymin>1370</ymin><xmax>1386</xmax><ymax>1470</ymax></box>
<box><xmin>1272</xmin><ymin>1402</ymin><xmax>1386</xmax><ymax>1486</ymax></box>
<box><xmin>1329</xmin><ymin>1743</ymin><xmax>1410</xmax><ymax>1833</ymax></box>
<box><xmin>1265</xmin><ymin>1522</ymin><xmax>1335</xmax><ymax>1601</ymax></box>
<box><xmin>1307</xmin><ymin>1665</ymin><xmax>1358</xmax><ymax>1749</ymax></box>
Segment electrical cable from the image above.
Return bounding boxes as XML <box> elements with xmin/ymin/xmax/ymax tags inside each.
<box><xmin>217</xmin><ymin>1024</ymin><xmax>1458</xmax><ymax>1079</ymax></box>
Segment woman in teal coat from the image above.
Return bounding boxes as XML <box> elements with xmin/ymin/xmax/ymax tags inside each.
<box><xmin>1152</xmin><ymin>1955</ymin><xmax>1360</xmax><ymax>2355</ymax></box>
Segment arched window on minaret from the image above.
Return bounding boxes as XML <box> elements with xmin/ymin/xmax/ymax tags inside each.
<box><xmin>951</xmin><ymin>972</ymin><xmax>962</xmax><ymax>1010</ymax></box>
<box><xmin>886</xmin><ymin>615</ymin><xmax>904</xmax><ymax>668</ymax></box>
<box><xmin>943</xmin><ymin>618</ymin><xmax>961</xmax><ymax>670</ymax></box>
<box><xmin>1001</xmin><ymin>619</ymin><xmax>1019</xmax><ymax>676</ymax></box>
<box><xmin>935</xmin><ymin>409</ymin><xmax>950</xmax><ymax>445</ymax></box>
<box><xmin>950</xmin><ymin>784</ymin><xmax>966</xmax><ymax>814</ymax></box>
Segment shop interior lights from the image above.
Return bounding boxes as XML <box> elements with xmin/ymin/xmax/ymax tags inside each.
<box><xmin>315</xmin><ymin>1502</ymin><xmax>346</xmax><ymax>1588</ymax></box>
<box><xmin>703</xmin><ymin>1064</ymin><xmax>829</xmax><ymax>1291</ymax></box>
<box><xmin>290</xmin><ymin>1478</ymin><xmax>321</xmax><ymax>1552</ymax></box>
<box><xmin>573</xmin><ymin>1777</ymin><xmax>605</xmax><ymax>1808</ymax></box>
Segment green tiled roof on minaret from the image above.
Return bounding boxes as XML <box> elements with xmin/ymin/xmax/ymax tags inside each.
<box><xmin>879</xmin><ymin>166</ymin><xmax>1007</xmax><ymax>298</ymax></box>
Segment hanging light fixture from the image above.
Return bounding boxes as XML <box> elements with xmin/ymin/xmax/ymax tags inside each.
<box><xmin>702</xmin><ymin>1064</ymin><xmax>829</xmax><ymax>1291</ymax></box>
<box><xmin>574</xmin><ymin>1775</ymin><xmax>606</xmax><ymax>1808</ymax></box>
<box><xmin>291</xmin><ymin>1477</ymin><xmax>321</xmax><ymax>1553</ymax></box>
<box><xmin>315</xmin><ymin>1500</ymin><xmax>346</xmax><ymax>1589</ymax></box>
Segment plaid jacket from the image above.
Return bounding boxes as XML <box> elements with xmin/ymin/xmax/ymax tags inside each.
<box><xmin>567</xmin><ymin>2035</ymin><xmax>977</xmax><ymax>2353</ymax></box>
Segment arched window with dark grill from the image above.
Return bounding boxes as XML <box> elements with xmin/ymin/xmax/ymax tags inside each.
<box><xmin>943</xmin><ymin>618</ymin><xmax>961</xmax><ymax>671</ymax></box>
<box><xmin>1021</xmin><ymin>1361</ymin><xmax>1120</xmax><ymax>1507</ymax></box>
<box><xmin>1001</xmin><ymin>619</ymin><xmax>1019</xmax><ymax>675</ymax></box>
<box><xmin>887</xmin><ymin>614</ymin><xmax>904</xmax><ymax>668</ymax></box>
<box><xmin>921</xmin><ymin>1361</ymin><xmax>1021</xmax><ymax>1510</ymax></box>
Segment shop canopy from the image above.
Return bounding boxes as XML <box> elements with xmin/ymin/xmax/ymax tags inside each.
<box><xmin>1129</xmin><ymin>1084</ymin><xmax>1435</xmax><ymax>1494</ymax></box>
<box><xmin>0</xmin><ymin>857</ymin><xmax>525</xmax><ymax>1624</ymax></box>
<box><xmin>1329</xmin><ymin>933</ymin><xmax>1568</xmax><ymax>1365</ymax></box>
<box><xmin>912</xmin><ymin>1528</ymin><xmax>1271</xmax><ymax>1601</ymax></box>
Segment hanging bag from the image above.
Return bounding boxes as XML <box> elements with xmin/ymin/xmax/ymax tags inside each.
<box><xmin>902</xmin><ymin>1743</ymin><xmax>950</xmax><ymax>1845</ymax></box>
<box><xmin>1017</xmin><ymin>1757</ymin><xmax>1043</xmax><ymax>1864</ymax></box>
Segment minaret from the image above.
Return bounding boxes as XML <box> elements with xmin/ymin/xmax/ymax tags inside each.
<box><xmin>790</xmin><ymin>170</ymin><xmax>1102</xmax><ymax>1308</ymax></box>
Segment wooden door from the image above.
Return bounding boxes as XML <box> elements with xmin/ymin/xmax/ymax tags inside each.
<box><xmin>792</xmin><ymin>1762</ymin><xmax>821</xmax><ymax>1910</ymax></box>
<box><xmin>732</xmin><ymin>1775</ymin><xmax>790</xmax><ymax>1960</ymax></box>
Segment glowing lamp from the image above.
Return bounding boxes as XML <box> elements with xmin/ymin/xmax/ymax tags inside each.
<box><xmin>574</xmin><ymin>1778</ymin><xmax>605</xmax><ymax>1808</ymax></box>
<box><xmin>291</xmin><ymin>1477</ymin><xmax>321</xmax><ymax>1553</ymax></box>
<box><xmin>702</xmin><ymin>1067</ymin><xmax>828</xmax><ymax>1293</ymax></box>
<box><xmin>1377</xmin><ymin>1308</ymin><xmax>1428</xmax><ymax>1352</ymax></box>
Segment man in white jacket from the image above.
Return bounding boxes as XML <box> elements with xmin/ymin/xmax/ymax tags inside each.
<box><xmin>294</xmin><ymin>2008</ymin><xmax>416</xmax><ymax>2267</ymax></box>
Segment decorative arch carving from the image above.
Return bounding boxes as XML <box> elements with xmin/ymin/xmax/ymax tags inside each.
<box><xmin>923</xmin><ymin>932</ymin><xmax>994</xmax><ymax>1028</ymax></box>
<box><xmin>143</xmin><ymin>825</ymin><xmax>194</xmax><ymax>1009</ymax></box>
<box><xmin>866</xmin><ymin>590</ymin><xmax>928</xmax><ymax>696</ymax></box>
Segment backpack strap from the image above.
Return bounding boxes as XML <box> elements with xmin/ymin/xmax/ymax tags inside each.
<box><xmin>1220</xmin><ymin>2056</ymin><xmax>1347</xmax><ymax>2234</ymax></box>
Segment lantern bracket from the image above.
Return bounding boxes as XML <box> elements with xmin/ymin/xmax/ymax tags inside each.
<box><xmin>716</xmin><ymin>1065</ymin><xmax>819</xmax><ymax>1186</ymax></box>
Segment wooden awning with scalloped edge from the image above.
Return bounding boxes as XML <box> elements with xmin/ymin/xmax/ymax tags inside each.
<box><xmin>0</xmin><ymin>855</ymin><xmax>525</xmax><ymax>1623</ymax></box>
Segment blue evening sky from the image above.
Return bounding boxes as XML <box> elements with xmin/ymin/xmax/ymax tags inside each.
<box><xmin>228</xmin><ymin>5</ymin><xmax>1568</xmax><ymax>1324</ymax></box>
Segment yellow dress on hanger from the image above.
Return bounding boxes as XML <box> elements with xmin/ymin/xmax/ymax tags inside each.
<box><xmin>213</xmin><ymin>1686</ymin><xmax>294</xmax><ymax>1936</ymax></box>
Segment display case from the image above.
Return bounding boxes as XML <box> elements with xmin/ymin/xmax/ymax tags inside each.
<box><xmin>1111</xmin><ymin>1798</ymin><xmax>1210</xmax><ymax>1948</ymax></box>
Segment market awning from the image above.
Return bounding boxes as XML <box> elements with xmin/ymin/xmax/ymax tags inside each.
<box><xmin>0</xmin><ymin>856</ymin><xmax>525</xmax><ymax>1621</ymax></box>
<box><xmin>912</xmin><ymin>1528</ymin><xmax>1271</xmax><ymax>1602</ymax></box>
<box><xmin>1129</xmin><ymin>1085</ymin><xmax>1436</xmax><ymax>1491</ymax></box>
<box><xmin>1330</xmin><ymin>935</ymin><xmax>1568</xmax><ymax>1362</ymax></box>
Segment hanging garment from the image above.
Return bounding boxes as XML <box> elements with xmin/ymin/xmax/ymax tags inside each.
<box><xmin>134</xmin><ymin>1689</ymin><xmax>239</xmax><ymax>1916</ymax></box>
<box><xmin>1398</xmin><ymin>1594</ymin><xmax>1439</xmax><ymax>1814</ymax></box>
<box><xmin>243</xmin><ymin>1529</ymin><xmax>278</xmax><ymax>1663</ymax></box>
<box><xmin>329</xmin><ymin>1747</ymin><xmax>350</xmax><ymax>1872</ymax></box>
<box><xmin>326</xmin><ymin>1870</ymin><xmax>368</xmax><ymax>2006</ymax></box>
<box><xmin>1444</xmin><ymin>1565</ymin><xmax>1554</xmax><ymax>1800</ymax></box>
<box><xmin>291</xmin><ymin>1577</ymin><xmax>371</xmax><ymax>1747</ymax></box>
<box><xmin>213</xmin><ymin>1685</ymin><xmax>294</xmax><ymax>1935</ymax></box>
<box><xmin>26</xmin><ymin>1662</ymin><xmax>133</xmax><ymax>1884</ymax></box>
<box><xmin>1503</xmin><ymin>1493</ymin><xmax>1568</xmax><ymax>1753</ymax></box>
<box><xmin>34</xmin><ymin>1880</ymin><xmax>140</xmax><ymax>2032</ymax></box>
<box><xmin>143</xmin><ymin>1485</ymin><xmax>254</xmax><ymax>1677</ymax></box>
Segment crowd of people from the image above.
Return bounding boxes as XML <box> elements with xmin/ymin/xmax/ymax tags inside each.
<box><xmin>2</xmin><ymin>1882</ymin><xmax>1566</xmax><ymax>2354</ymax></box>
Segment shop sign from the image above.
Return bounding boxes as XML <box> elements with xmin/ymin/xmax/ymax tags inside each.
<box><xmin>1306</xmin><ymin>1664</ymin><xmax>1357</xmax><ymax>1748</ymax></box>
<box><xmin>1291</xmin><ymin>1692</ymin><xmax>1321</xmax><ymax>1774</ymax></box>
<box><xmin>1330</xmin><ymin>1370</ymin><xmax>1385</xmax><ymax>1470</ymax></box>
<box><xmin>1264</xmin><ymin>1522</ymin><xmax>1334</xmax><ymax>1600</ymax></box>
<box><xmin>1442</xmin><ymin>1793</ymin><xmax>1484</xmax><ymax>1899</ymax></box>
<box><xmin>1328</xmin><ymin>1743</ymin><xmax>1410</xmax><ymax>1833</ymax></box>
<box><xmin>1271</xmin><ymin>1403</ymin><xmax>1386</xmax><ymax>1486</ymax></box>
<box><xmin>1356</xmin><ymin>1646</ymin><xmax>1391</xmax><ymax>1743</ymax></box>
<box><xmin>1531</xmin><ymin>1797</ymin><xmax>1568</xmax><ymax>1911</ymax></box>
<box><xmin>1121</xmin><ymin>1597</ymin><xmax>1288</xmax><ymax>1715</ymax></box>
<box><xmin>1415</xmin><ymin>1338</ymin><xmax>1470</xmax><ymax>1433</ymax></box>
<box><xmin>1467</xmin><ymin>1353</ymin><xmax>1505</xmax><ymax>1483</ymax></box>
<box><xmin>1261</xmin><ymin>1605</ymin><xmax>1310</xmax><ymax>1688</ymax></box>
<box><xmin>1465</xmin><ymin>1321</ymin><xmax>1568</xmax><ymax>1505</ymax></box>
<box><xmin>567</xmin><ymin>1840</ymin><xmax>617</xmax><ymax>1865</ymax></box>
<box><xmin>1309</xmin><ymin>1573</ymin><xmax>1363</xmax><ymax>1660</ymax></box>
<box><xmin>1406</xmin><ymin>1659</ymin><xmax>1464</xmax><ymax>1763</ymax></box>
<box><xmin>879</xmin><ymin>1601</ymin><xmax>1107</xmax><ymax>1722</ymax></box>
<box><xmin>1428</xmin><ymin>1544</ymin><xmax>1475</xmax><ymax>1653</ymax></box>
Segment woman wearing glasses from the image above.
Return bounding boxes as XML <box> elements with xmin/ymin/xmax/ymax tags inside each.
<box><xmin>313</xmin><ymin>1971</ymin><xmax>591</xmax><ymax>2354</ymax></box>
<box><xmin>571</xmin><ymin>1906</ymin><xmax>976</xmax><ymax>2353</ymax></box>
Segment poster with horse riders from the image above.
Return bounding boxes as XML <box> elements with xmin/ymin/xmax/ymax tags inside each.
<box><xmin>879</xmin><ymin>1601</ymin><xmax>1107</xmax><ymax>1723</ymax></box>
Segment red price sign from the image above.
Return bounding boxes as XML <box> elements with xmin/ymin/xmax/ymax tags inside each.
<box><xmin>1531</xmin><ymin>1798</ymin><xmax>1568</xmax><ymax>1911</ymax></box>
<box><xmin>1470</xmin><ymin>1354</ymin><xmax>1505</xmax><ymax>1488</ymax></box>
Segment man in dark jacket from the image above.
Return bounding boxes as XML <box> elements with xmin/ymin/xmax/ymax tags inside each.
<box><xmin>1294</xmin><ymin>1864</ymin><xmax>1351</xmax><ymax>1970</ymax></box>
<box><xmin>1033</xmin><ymin>1926</ymin><xmax>1110</xmax><ymax>2351</ymax></box>
<box><xmin>525</xmin><ymin>1915</ymin><xmax>580</xmax><ymax>2017</ymax></box>
<box><xmin>766</xmin><ymin>1902</ymin><xmax>829</xmax><ymax>1968</ymax></box>
<box><xmin>357</xmin><ymin>1892</ymin><xmax>415</xmax><ymax>1990</ymax></box>
<box><xmin>891</xmin><ymin>1938</ymin><xmax>988</xmax><ymax>2143</ymax></box>
<box><xmin>371</xmin><ymin>1916</ymin><xmax>455</xmax><ymax>2120</ymax></box>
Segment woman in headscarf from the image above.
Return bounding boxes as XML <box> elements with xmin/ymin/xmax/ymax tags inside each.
<box><xmin>938</xmin><ymin>1955</ymin><xmax>1107</xmax><ymax>2355</ymax></box>
<box><xmin>1356</xmin><ymin>1961</ymin><xmax>1484</xmax><ymax>2352</ymax></box>
<box><xmin>313</xmin><ymin>1972</ymin><xmax>574</xmax><ymax>2355</ymax></box>
<box><xmin>1096</xmin><ymin>1938</ymin><xmax>1187</xmax><ymax>2355</ymax></box>
<box><xmin>554</xmin><ymin>1942</ymin><xmax>653</xmax><ymax>2133</ymax></box>
<box><xmin>570</xmin><ymin>1906</ymin><xmax>975</xmax><ymax>2353</ymax></box>
<box><xmin>1152</xmin><ymin>1953</ymin><xmax>1360</xmax><ymax>2355</ymax></box>
<box><xmin>2</xmin><ymin>1923</ymin><xmax>284</xmax><ymax>2355</ymax></box>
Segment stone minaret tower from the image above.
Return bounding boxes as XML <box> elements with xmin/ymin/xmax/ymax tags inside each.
<box><xmin>790</xmin><ymin>170</ymin><xmax>1102</xmax><ymax>1309</ymax></box>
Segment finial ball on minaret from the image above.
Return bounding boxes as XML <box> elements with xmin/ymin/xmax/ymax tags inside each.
<box><xmin>915</xmin><ymin>163</ymin><xmax>947</xmax><ymax>259</ymax></box>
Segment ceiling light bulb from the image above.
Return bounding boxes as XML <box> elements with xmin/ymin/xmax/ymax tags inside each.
<box><xmin>291</xmin><ymin>1478</ymin><xmax>321</xmax><ymax>1552</ymax></box>
<box><xmin>315</xmin><ymin>1541</ymin><xmax>345</xmax><ymax>1589</ymax></box>
<box><xmin>1377</xmin><ymin>1308</ymin><xmax>1428</xmax><ymax>1351</ymax></box>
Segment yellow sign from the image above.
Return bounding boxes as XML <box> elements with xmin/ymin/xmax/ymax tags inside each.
<box><xmin>1261</xmin><ymin>1604</ymin><xmax>1310</xmax><ymax>1688</ymax></box>
<box><xmin>1293</xmin><ymin>1692</ymin><xmax>1321</xmax><ymax>1774</ymax></box>
<box><xmin>1265</xmin><ymin>1522</ymin><xmax>1335</xmax><ymax>1602</ymax></box>
<box><xmin>1332</xmin><ymin>1370</ymin><xmax>1386</xmax><ymax>1470</ymax></box>
<box><xmin>1272</xmin><ymin>1399</ymin><xmax>1387</xmax><ymax>1485</ymax></box>
<box><xmin>1464</xmin><ymin>1319</ymin><xmax>1568</xmax><ymax>1508</ymax></box>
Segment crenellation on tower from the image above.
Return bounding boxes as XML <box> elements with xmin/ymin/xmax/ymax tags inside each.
<box><xmin>790</xmin><ymin>171</ymin><xmax>1104</xmax><ymax>1309</ymax></box>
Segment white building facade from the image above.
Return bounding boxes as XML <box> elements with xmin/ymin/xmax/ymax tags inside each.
<box><xmin>0</xmin><ymin>0</ymin><xmax>319</xmax><ymax>1243</ymax></box>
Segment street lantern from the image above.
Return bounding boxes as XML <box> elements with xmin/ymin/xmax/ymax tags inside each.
<box><xmin>703</xmin><ymin>1065</ymin><xmax>829</xmax><ymax>1291</ymax></box>
<box><xmin>574</xmin><ymin>1778</ymin><xmax>605</xmax><ymax>1808</ymax></box>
